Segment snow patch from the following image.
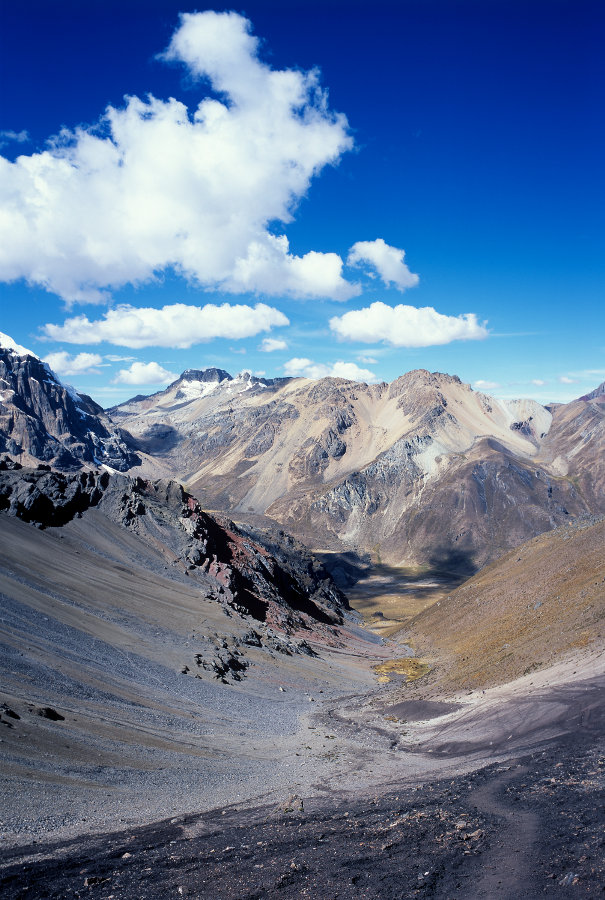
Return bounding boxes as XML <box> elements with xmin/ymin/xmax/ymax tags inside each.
<box><xmin>0</xmin><ymin>331</ymin><xmax>38</xmax><ymax>359</ymax></box>
<box><xmin>176</xmin><ymin>380</ymin><xmax>221</xmax><ymax>401</ymax></box>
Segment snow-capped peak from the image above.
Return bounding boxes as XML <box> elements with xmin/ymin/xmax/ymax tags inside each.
<box><xmin>0</xmin><ymin>331</ymin><xmax>38</xmax><ymax>359</ymax></box>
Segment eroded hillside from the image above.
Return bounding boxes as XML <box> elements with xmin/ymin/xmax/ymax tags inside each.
<box><xmin>110</xmin><ymin>367</ymin><xmax>604</xmax><ymax>570</ymax></box>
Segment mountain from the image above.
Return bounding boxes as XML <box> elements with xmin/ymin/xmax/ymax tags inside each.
<box><xmin>0</xmin><ymin>332</ymin><xmax>138</xmax><ymax>471</ymax></box>
<box><xmin>0</xmin><ymin>461</ymin><xmax>347</xmax><ymax>640</ymax></box>
<box><xmin>579</xmin><ymin>379</ymin><xmax>605</xmax><ymax>404</ymax></box>
<box><xmin>406</xmin><ymin>514</ymin><xmax>605</xmax><ymax>692</ymax></box>
<box><xmin>2</xmin><ymin>336</ymin><xmax>603</xmax><ymax>573</ymax></box>
<box><xmin>110</xmin><ymin>367</ymin><xmax>605</xmax><ymax>571</ymax></box>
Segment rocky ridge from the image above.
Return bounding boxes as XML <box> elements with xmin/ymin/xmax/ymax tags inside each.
<box><xmin>579</xmin><ymin>379</ymin><xmax>605</xmax><ymax>404</ymax></box>
<box><xmin>0</xmin><ymin>460</ymin><xmax>349</xmax><ymax>678</ymax></box>
<box><xmin>0</xmin><ymin>334</ymin><xmax>138</xmax><ymax>472</ymax></box>
<box><xmin>109</xmin><ymin>366</ymin><xmax>605</xmax><ymax>571</ymax></box>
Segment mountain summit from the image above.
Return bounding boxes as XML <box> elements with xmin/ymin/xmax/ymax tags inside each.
<box><xmin>109</xmin><ymin>366</ymin><xmax>605</xmax><ymax>571</ymax></box>
<box><xmin>0</xmin><ymin>333</ymin><xmax>139</xmax><ymax>471</ymax></box>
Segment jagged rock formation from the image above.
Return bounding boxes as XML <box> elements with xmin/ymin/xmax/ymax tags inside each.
<box><xmin>579</xmin><ymin>380</ymin><xmax>605</xmax><ymax>404</ymax></box>
<box><xmin>0</xmin><ymin>334</ymin><xmax>138</xmax><ymax>471</ymax></box>
<box><xmin>0</xmin><ymin>463</ymin><xmax>348</xmax><ymax>650</ymax></box>
<box><xmin>109</xmin><ymin>366</ymin><xmax>605</xmax><ymax>571</ymax></box>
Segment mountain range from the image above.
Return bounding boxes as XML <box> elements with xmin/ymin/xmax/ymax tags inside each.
<box><xmin>1</xmin><ymin>333</ymin><xmax>604</xmax><ymax>574</ymax></box>
<box><xmin>109</xmin><ymin>364</ymin><xmax>605</xmax><ymax>572</ymax></box>
<box><xmin>1</xmin><ymin>330</ymin><xmax>604</xmax><ymax>893</ymax></box>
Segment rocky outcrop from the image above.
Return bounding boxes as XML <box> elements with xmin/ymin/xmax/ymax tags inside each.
<box><xmin>0</xmin><ymin>464</ymin><xmax>349</xmax><ymax>637</ymax></box>
<box><xmin>0</xmin><ymin>458</ymin><xmax>109</xmax><ymax>525</ymax></box>
<box><xmin>0</xmin><ymin>339</ymin><xmax>139</xmax><ymax>471</ymax></box>
<box><xmin>579</xmin><ymin>380</ymin><xmax>605</xmax><ymax>404</ymax></box>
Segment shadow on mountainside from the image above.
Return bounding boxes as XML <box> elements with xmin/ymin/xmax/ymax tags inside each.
<box><xmin>316</xmin><ymin>543</ymin><xmax>476</xmax><ymax>593</ymax></box>
<box><xmin>316</xmin><ymin>545</ymin><xmax>477</xmax><ymax>629</ymax></box>
<box><xmin>425</xmin><ymin>544</ymin><xmax>478</xmax><ymax>579</ymax></box>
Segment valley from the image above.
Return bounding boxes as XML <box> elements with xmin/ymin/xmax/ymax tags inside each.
<box><xmin>0</xmin><ymin>334</ymin><xmax>604</xmax><ymax>897</ymax></box>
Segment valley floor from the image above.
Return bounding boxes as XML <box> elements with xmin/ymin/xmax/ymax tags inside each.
<box><xmin>2</xmin><ymin>724</ymin><xmax>603</xmax><ymax>899</ymax></box>
<box><xmin>1</xmin><ymin>509</ymin><xmax>604</xmax><ymax>898</ymax></box>
<box><xmin>1</xmin><ymin>650</ymin><xmax>603</xmax><ymax>898</ymax></box>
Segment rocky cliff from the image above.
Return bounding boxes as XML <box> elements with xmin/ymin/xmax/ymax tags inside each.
<box><xmin>0</xmin><ymin>334</ymin><xmax>138</xmax><ymax>471</ymax></box>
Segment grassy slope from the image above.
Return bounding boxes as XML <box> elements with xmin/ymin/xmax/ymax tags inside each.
<box><xmin>406</xmin><ymin>517</ymin><xmax>605</xmax><ymax>692</ymax></box>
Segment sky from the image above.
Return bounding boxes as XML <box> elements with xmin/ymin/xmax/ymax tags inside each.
<box><xmin>0</xmin><ymin>0</ymin><xmax>603</xmax><ymax>406</ymax></box>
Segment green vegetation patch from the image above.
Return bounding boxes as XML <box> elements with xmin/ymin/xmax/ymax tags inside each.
<box><xmin>374</xmin><ymin>658</ymin><xmax>430</xmax><ymax>682</ymax></box>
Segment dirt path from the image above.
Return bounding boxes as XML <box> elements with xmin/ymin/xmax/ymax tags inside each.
<box><xmin>464</xmin><ymin>765</ymin><xmax>540</xmax><ymax>898</ymax></box>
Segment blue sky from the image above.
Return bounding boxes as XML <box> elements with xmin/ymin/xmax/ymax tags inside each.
<box><xmin>1</xmin><ymin>0</ymin><xmax>603</xmax><ymax>405</ymax></box>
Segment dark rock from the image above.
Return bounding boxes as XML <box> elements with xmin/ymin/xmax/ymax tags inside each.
<box><xmin>0</xmin><ymin>345</ymin><xmax>139</xmax><ymax>471</ymax></box>
<box><xmin>35</xmin><ymin>706</ymin><xmax>65</xmax><ymax>721</ymax></box>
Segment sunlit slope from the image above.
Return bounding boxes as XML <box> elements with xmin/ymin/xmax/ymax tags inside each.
<box><xmin>406</xmin><ymin>516</ymin><xmax>605</xmax><ymax>692</ymax></box>
<box><xmin>110</xmin><ymin>367</ymin><xmax>604</xmax><ymax>569</ymax></box>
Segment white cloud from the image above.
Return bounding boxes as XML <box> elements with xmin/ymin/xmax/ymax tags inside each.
<box><xmin>260</xmin><ymin>337</ymin><xmax>288</xmax><ymax>352</ymax></box>
<box><xmin>558</xmin><ymin>375</ymin><xmax>578</xmax><ymax>384</ymax></box>
<box><xmin>0</xmin><ymin>12</ymin><xmax>359</xmax><ymax>305</ymax></box>
<box><xmin>330</xmin><ymin>301</ymin><xmax>488</xmax><ymax>347</ymax></box>
<box><xmin>473</xmin><ymin>379</ymin><xmax>501</xmax><ymax>390</ymax></box>
<box><xmin>43</xmin><ymin>350</ymin><xmax>103</xmax><ymax>375</ymax></box>
<box><xmin>42</xmin><ymin>302</ymin><xmax>289</xmax><ymax>348</ymax></box>
<box><xmin>531</xmin><ymin>378</ymin><xmax>547</xmax><ymax>386</ymax></box>
<box><xmin>0</xmin><ymin>130</ymin><xmax>29</xmax><ymax>146</ymax></box>
<box><xmin>105</xmin><ymin>354</ymin><xmax>136</xmax><ymax>362</ymax></box>
<box><xmin>284</xmin><ymin>357</ymin><xmax>378</xmax><ymax>382</ymax></box>
<box><xmin>568</xmin><ymin>368</ymin><xmax>605</xmax><ymax>379</ymax></box>
<box><xmin>357</xmin><ymin>354</ymin><xmax>378</xmax><ymax>364</ymax></box>
<box><xmin>347</xmin><ymin>239</ymin><xmax>419</xmax><ymax>291</ymax></box>
<box><xmin>112</xmin><ymin>361</ymin><xmax>177</xmax><ymax>385</ymax></box>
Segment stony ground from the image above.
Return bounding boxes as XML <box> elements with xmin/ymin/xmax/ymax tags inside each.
<box><xmin>1</xmin><ymin>476</ymin><xmax>604</xmax><ymax>898</ymax></box>
<box><xmin>1</xmin><ymin>721</ymin><xmax>602</xmax><ymax>899</ymax></box>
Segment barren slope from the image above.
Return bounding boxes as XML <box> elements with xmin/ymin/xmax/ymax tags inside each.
<box><xmin>405</xmin><ymin>516</ymin><xmax>605</xmax><ymax>693</ymax></box>
<box><xmin>0</xmin><ymin>467</ymin><xmax>382</xmax><ymax>842</ymax></box>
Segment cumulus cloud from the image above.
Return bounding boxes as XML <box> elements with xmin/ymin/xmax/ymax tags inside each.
<box><xmin>357</xmin><ymin>354</ymin><xmax>378</xmax><ymax>364</ymax></box>
<box><xmin>260</xmin><ymin>337</ymin><xmax>288</xmax><ymax>352</ymax></box>
<box><xmin>330</xmin><ymin>301</ymin><xmax>488</xmax><ymax>347</ymax></box>
<box><xmin>42</xmin><ymin>302</ymin><xmax>289</xmax><ymax>349</ymax></box>
<box><xmin>531</xmin><ymin>378</ymin><xmax>547</xmax><ymax>386</ymax></box>
<box><xmin>473</xmin><ymin>379</ymin><xmax>501</xmax><ymax>390</ymax></box>
<box><xmin>347</xmin><ymin>239</ymin><xmax>419</xmax><ymax>291</ymax></box>
<box><xmin>558</xmin><ymin>375</ymin><xmax>578</xmax><ymax>384</ymax></box>
<box><xmin>112</xmin><ymin>361</ymin><xmax>177</xmax><ymax>385</ymax></box>
<box><xmin>43</xmin><ymin>350</ymin><xmax>103</xmax><ymax>375</ymax></box>
<box><xmin>284</xmin><ymin>357</ymin><xmax>378</xmax><ymax>382</ymax></box>
<box><xmin>0</xmin><ymin>11</ymin><xmax>357</xmax><ymax>305</ymax></box>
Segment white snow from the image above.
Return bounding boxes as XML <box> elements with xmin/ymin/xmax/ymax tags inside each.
<box><xmin>177</xmin><ymin>380</ymin><xmax>221</xmax><ymax>400</ymax></box>
<box><xmin>62</xmin><ymin>381</ymin><xmax>84</xmax><ymax>405</ymax></box>
<box><xmin>0</xmin><ymin>331</ymin><xmax>38</xmax><ymax>359</ymax></box>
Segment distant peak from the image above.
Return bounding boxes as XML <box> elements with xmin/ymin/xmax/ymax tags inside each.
<box><xmin>180</xmin><ymin>367</ymin><xmax>232</xmax><ymax>384</ymax></box>
<box><xmin>390</xmin><ymin>369</ymin><xmax>464</xmax><ymax>390</ymax></box>
<box><xmin>0</xmin><ymin>331</ymin><xmax>38</xmax><ymax>359</ymax></box>
<box><xmin>579</xmin><ymin>381</ymin><xmax>605</xmax><ymax>403</ymax></box>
